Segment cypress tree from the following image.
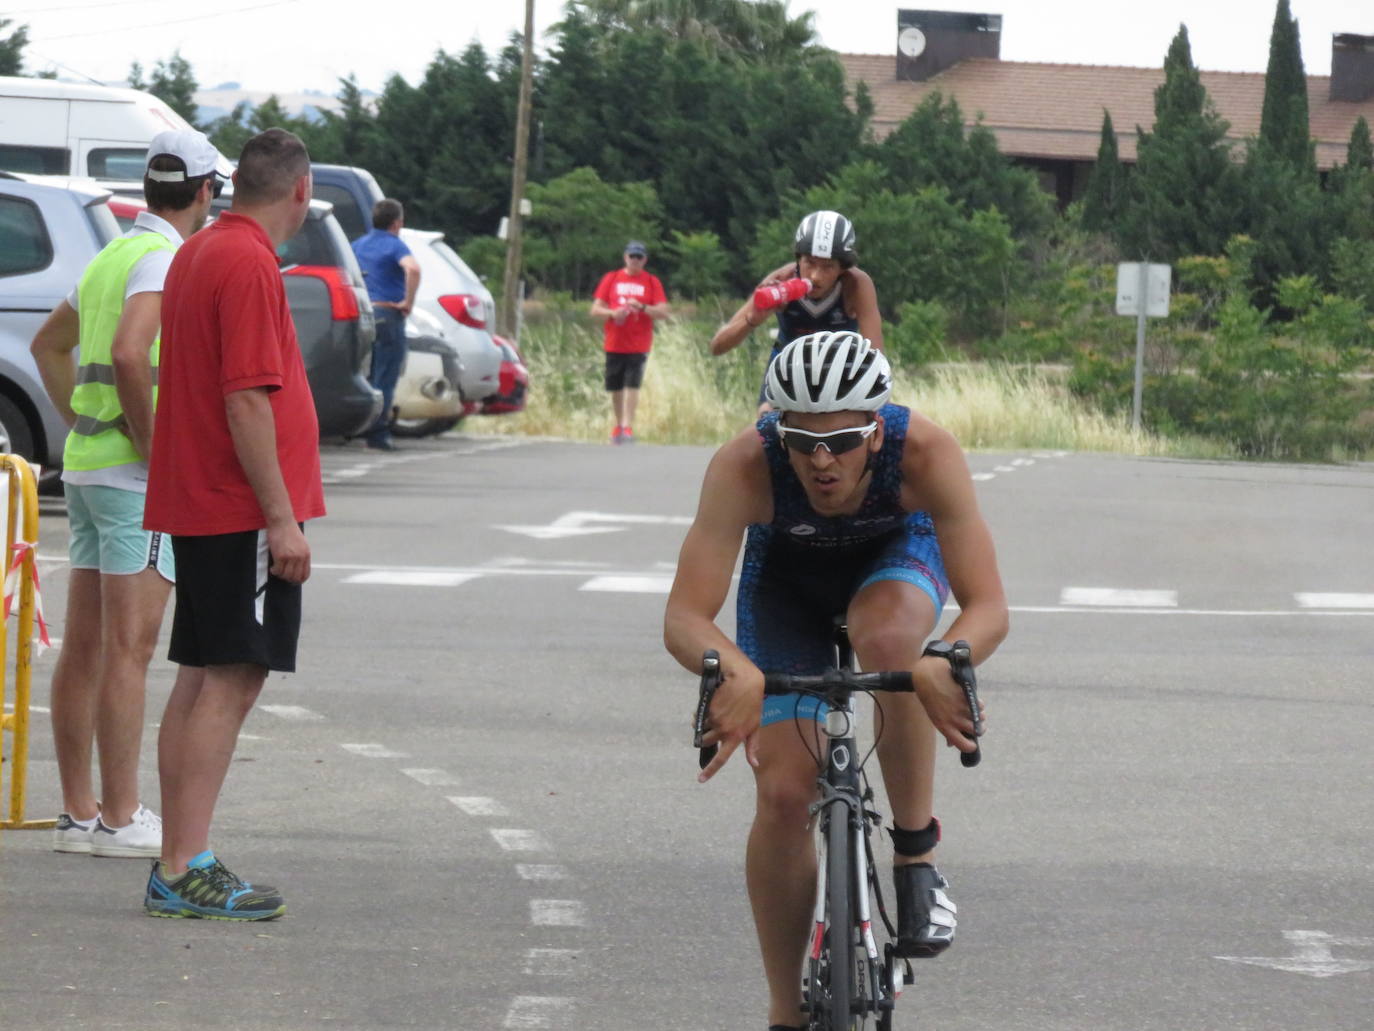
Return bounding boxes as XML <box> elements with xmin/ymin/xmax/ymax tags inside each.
<box><xmin>1258</xmin><ymin>0</ymin><xmax>1312</xmax><ymax>170</ymax></box>
<box><xmin>0</xmin><ymin>16</ymin><xmax>30</xmax><ymax>76</ymax></box>
<box><xmin>1081</xmin><ymin>109</ymin><xmax>1122</xmax><ymax>232</ymax></box>
<box><xmin>1116</xmin><ymin>26</ymin><xmax>1240</xmax><ymax>260</ymax></box>
<box><xmin>1348</xmin><ymin>116</ymin><xmax>1373</xmax><ymax>171</ymax></box>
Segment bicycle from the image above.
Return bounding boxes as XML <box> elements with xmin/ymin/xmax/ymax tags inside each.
<box><xmin>693</xmin><ymin>623</ymin><xmax>982</xmax><ymax>1031</ymax></box>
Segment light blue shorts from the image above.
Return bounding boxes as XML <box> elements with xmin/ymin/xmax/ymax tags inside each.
<box><xmin>65</xmin><ymin>483</ymin><xmax>174</xmax><ymax>580</ymax></box>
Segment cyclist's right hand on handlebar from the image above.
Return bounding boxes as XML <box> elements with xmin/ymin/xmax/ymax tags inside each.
<box><xmin>697</xmin><ymin>667</ymin><xmax>765</xmax><ymax>783</ymax></box>
<box><xmin>914</xmin><ymin>655</ymin><xmax>985</xmax><ymax>754</ymax></box>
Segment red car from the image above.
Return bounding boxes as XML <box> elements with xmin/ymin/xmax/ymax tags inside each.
<box><xmin>480</xmin><ymin>335</ymin><xmax>529</xmax><ymax>415</ymax></box>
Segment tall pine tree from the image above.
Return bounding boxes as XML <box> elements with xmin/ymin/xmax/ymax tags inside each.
<box><xmin>1258</xmin><ymin>0</ymin><xmax>1312</xmax><ymax>170</ymax></box>
<box><xmin>1</xmin><ymin>15</ymin><xmax>29</xmax><ymax>76</ymax></box>
<box><xmin>1081</xmin><ymin>110</ymin><xmax>1122</xmax><ymax>233</ymax></box>
<box><xmin>1116</xmin><ymin>26</ymin><xmax>1240</xmax><ymax>260</ymax></box>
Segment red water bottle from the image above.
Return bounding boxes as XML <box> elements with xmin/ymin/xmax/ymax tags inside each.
<box><xmin>752</xmin><ymin>277</ymin><xmax>811</xmax><ymax>311</ymax></box>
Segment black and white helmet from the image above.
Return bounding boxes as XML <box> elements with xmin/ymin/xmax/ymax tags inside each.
<box><xmin>765</xmin><ymin>331</ymin><xmax>892</xmax><ymax>413</ymax></box>
<box><xmin>793</xmin><ymin>210</ymin><xmax>857</xmax><ymax>268</ymax></box>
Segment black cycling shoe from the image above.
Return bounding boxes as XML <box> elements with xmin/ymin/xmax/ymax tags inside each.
<box><xmin>893</xmin><ymin>862</ymin><xmax>957</xmax><ymax>957</ymax></box>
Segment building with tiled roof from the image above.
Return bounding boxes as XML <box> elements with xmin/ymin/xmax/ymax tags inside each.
<box><xmin>840</xmin><ymin>11</ymin><xmax>1374</xmax><ymax>206</ymax></box>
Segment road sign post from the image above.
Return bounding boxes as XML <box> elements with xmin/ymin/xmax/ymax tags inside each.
<box><xmin>1115</xmin><ymin>262</ymin><xmax>1171</xmax><ymax>435</ymax></box>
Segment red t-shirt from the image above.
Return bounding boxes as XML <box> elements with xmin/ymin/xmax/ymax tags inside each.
<box><xmin>593</xmin><ymin>268</ymin><xmax>666</xmax><ymax>354</ymax></box>
<box><xmin>144</xmin><ymin>212</ymin><xmax>325</xmax><ymax>536</ymax></box>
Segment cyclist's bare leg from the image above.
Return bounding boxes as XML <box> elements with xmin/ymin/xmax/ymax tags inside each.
<box><xmin>847</xmin><ymin>579</ymin><xmax>939</xmax><ymax>864</ymax></box>
<box><xmin>748</xmin><ymin>718</ymin><xmax>823</xmax><ymax>1026</ymax></box>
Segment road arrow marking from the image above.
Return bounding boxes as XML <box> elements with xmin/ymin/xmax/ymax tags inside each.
<box><xmin>496</xmin><ymin>510</ymin><xmax>692</xmax><ymax>540</ymax></box>
<box><xmin>1217</xmin><ymin>930</ymin><xmax>1374</xmax><ymax>978</ymax></box>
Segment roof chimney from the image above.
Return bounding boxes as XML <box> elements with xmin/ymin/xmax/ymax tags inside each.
<box><xmin>1331</xmin><ymin>33</ymin><xmax>1374</xmax><ymax>102</ymax></box>
<box><xmin>896</xmin><ymin>9</ymin><xmax>1002</xmax><ymax>83</ymax></box>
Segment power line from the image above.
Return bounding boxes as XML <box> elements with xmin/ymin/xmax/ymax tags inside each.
<box><xmin>32</xmin><ymin>0</ymin><xmax>302</xmax><ymax>41</ymax></box>
<box><xmin>7</xmin><ymin>0</ymin><xmax>171</xmax><ymax>15</ymax></box>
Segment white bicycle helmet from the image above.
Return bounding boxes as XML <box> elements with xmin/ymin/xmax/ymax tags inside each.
<box><xmin>765</xmin><ymin>331</ymin><xmax>892</xmax><ymax>413</ymax></box>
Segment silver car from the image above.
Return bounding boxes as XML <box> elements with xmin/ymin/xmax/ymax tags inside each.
<box><xmin>399</xmin><ymin>227</ymin><xmax>503</xmax><ymax>406</ymax></box>
<box><xmin>0</xmin><ymin>172</ymin><xmax>118</xmax><ymax>468</ymax></box>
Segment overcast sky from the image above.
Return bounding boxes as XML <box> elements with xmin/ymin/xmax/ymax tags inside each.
<box><xmin>14</xmin><ymin>0</ymin><xmax>1372</xmax><ymax>95</ymax></box>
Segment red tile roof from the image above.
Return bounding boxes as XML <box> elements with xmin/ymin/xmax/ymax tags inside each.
<box><xmin>840</xmin><ymin>54</ymin><xmax>1374</xmax><ymax>170</ymax></box>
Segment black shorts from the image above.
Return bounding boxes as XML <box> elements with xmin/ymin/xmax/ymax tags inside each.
<box><xmin>168</xmin><ymin>529</ymin><xmax>303</xmax><ymax>672</ymax></box>
<box><xmin>604</xmin><ymin>351</ymin><xmax>648</xmax><ymax>391</ymax></box>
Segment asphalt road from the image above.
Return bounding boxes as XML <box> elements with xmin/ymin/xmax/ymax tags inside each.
<box><xmin>1</xmin><ymin>433</ymin><xmax>1371</xmax><ymax>1031</ymax></box>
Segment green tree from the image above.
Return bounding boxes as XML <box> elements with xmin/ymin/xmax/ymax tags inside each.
<box><xmin>521</xmin><ymin>166</ymin><xmax>663</xmax><ymax>294</ymax></box>
<box><xmin>128</xmin><ymin>51</ymin><xmax>200</xmax><ymax>126</ymax></box>
<box><xmin>205</xmin><ymin>95</ymin><xmax>326</xmax><ymax>159</ymax></box>
<box><xmin>0</xmin><ymin>15</ymin><xmax>28</xmax><ymax>76</ymax></box>
<box><xmin>577</xmin><ymin>0</ymin><xmax>821</xmax><ymax>60</ymax></box>
<box><xmin>1258</xmin><ymin>0</ymin><xmax>1312</xmax><ymax>171</ymax></box>
<box><xmin>1347</xmin><ymin>115</ymin><xmax>1373</xmax><ymax>170</ymax></box>
<box><xmin>1081</xmin><ymin>110</ymin><xmax>1123</xmax><ymax>233</ymax></box>
<box><xmin>663</xmin><ymin>228</ymin><xmax>728</xmax><ymax>298</ymax></box>
<box><xmin>1116</xmin><ymin>26</ymin><xmax>1240</xmax><ymax>260</ymax></box>
<box><xmin>867</xmin><ymin>92</ymin><xmax>1051</xmax><ymax>241</ymax></box>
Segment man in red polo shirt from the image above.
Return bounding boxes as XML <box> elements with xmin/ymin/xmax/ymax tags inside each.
<box><xmin>590</xmin><ymin>240</ymin><xmax>669</xmax><ymax>444</ymax></box>
<box><xmin>142</xmin><ymin>128</ymin><xmax>323</xmax><ymax>921</ymax></box>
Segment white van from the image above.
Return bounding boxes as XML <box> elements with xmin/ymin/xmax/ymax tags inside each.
<box><xmin>0</xmin><ymin>76</ymin><xmax>230</xmax><ymax>181</ymax></box>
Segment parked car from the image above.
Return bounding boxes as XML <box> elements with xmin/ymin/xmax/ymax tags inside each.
<box><xmin>0</xmin><ymin>172</ymin><xmax>118</xmax><ymax>468</ymax></box>
<box><xmin>400</xmin><ymin>227</ymin><xmax>504</xmax><ymax>406</ymax></box>
<box><xmin>0</xmin><ymin>76</ymin><xmax>231</xmax><ymax>182</ymax></box>
<box><xmin>307</xmin><ymin>165</ymin><xmax>510</xmax><ymax>411</ymax></box>
<box><xmin>482</xmin><ymin>334</ymin><xmax>529</xmax><ymax>416</ymax></box>
<box><xmin>391</xmin><ymin>308</ymin><xmax>471</xmax><ymax>437</ymax></box>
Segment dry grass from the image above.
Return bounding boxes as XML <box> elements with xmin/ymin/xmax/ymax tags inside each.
<box><xmin>463</xmin><ymin>316</ymin><xmax>1234</xmax><ymax>458</ymax></box>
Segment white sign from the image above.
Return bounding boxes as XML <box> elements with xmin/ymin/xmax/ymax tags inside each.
<box><xmin>1116</xmin><ymin>262</ymin><xmax>1171</xmax><ymax>317</ymax></box>
<box><xmin>496</xmin><ymin>510</ymin><xmax>693</xmax><ymax>540</ymax></box>
<box><xmin>1217</xmin><ymin>930</ymin><xmax>1374</xmax><ymax>978</ymax></box>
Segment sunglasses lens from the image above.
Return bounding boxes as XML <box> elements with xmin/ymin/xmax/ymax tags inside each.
<box><xmin>781</xmin><ymin>429</ymin><xmax>865</xmax><ymax>455</ymax></box>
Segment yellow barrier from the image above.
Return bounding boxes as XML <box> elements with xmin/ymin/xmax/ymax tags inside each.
<box><xmin>0</xmin><ymin>454</ymin><xmax>53</xmax><ymax>830</ymax></box>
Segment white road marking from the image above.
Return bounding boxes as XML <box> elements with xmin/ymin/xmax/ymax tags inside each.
<box><xmin>503</xmin><ymin>996</ymin><xmax>575</xmax><ymax>1029</ymax></box>
<box><xmin>578</xmin><ymin>575</ymin><xmax>674</xmax><ymax>593</ymax></box>
<box><xmin>3</xmin><ymin>703</ymin><xmax>50</xmax><ymax>714</ymax></box>
<box><xmin>516</xmin><ymin>864</ymin><xmax>569</xmax><ymax>881</ymax></box>
<box><xmin>496</xmin><ymin>510</ymin><xmax>693</xmax><ymax>540</ymax></box>
<box><xmin>1295</xmin><ymin>592</ymin><xmax>1374</xmax><ymax>609</ymax></box>
<box><xmin>401</xmin><ymin>768</ymin><xmax>461</xmax><ymax>787</ymax></box>
<box><xmin>1217</xmin><ymin>930</ymin><xmax>1374</xmax><ymax>978</ymax></box>
<box><xmin>343</xmin><ymin>570</ymin><xmax>482</xmax><ymax>587</ymax></box>
<box><xmin>972</xmin><ymin>473</ymin><xmax>996</xmax><ymax>481</ymax></box>
<box><xmin>1010</xmin><ymin>458</ymin><xmax>1036</xmax><ymax>466</ymax></box>
<box><xmin>340</xmin><ymin>742</ymin><xmax>410</xmax><ymax>759</ymax></box>
<box><xmin>1060</xmin><ymin>587</ymin><xmax>1178</xmax><ymax>608</ymax></box>
<box><xmin>530</xmin><ymin>899</ymin><xmax>586</xmax><ymax>927</ymax></box>
<box><xmin>491</xmin><ymin>828</ymin><xmax>549</xmax><ymax>852</ymax></box>
<box><xmin>993</xmin><ymin>465</ymin><xmax>1016</xmax><ymax>473</ymax></box>
<box><xmin>447</xmin><ymin>795</ymin><xmax>509</xmax><ymax>817</ymax></box>
<box><xmin>259</xmin><ymin>704</ymin><xmax>324</xmax><ymax>721</ymax></box>
<box><xmin>523</xmin><ymin>949</ymin><xmax>580</xmax><ymax>976</ymax></box>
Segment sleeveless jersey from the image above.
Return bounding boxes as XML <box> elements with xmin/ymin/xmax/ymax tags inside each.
<box><xmin>773</xmin><ymin>275</ymin><xmax>858</xmax><ymax>347</ymax></box>
<box><xmin>754</xmin><ymin>403</ymin><xmax>936</xmax><ymax>547</ymax></box>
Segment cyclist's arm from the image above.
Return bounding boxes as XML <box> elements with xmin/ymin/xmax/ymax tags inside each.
<box><xmin>664</xmin><ymin>430</ymin><xmax>771</xmax><ymax>778</ymax></box>
<box><xmin>842</xmin><ymin>266</ymin><xmax>884</xmax><ymax>351</ymax></box>
<box><xmin>707</xmin><ymin>262</ymin><xmax>794</xmax><ymax>357</ymax></box>
<box><xmin>902</xmin><ymin>419</ymin><xmax>1009</xmax><ymax>747</ymax></box>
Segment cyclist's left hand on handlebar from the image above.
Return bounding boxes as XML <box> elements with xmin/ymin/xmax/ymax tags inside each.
<box><xmin>697</xmin><ymin>669</ymin><xmax>764</xmax><ymax>782</ymax></box>
<box><xmin>914</xmin><ymin>656</ymin><xmax>985</xmax><ymax>754</ymax></box>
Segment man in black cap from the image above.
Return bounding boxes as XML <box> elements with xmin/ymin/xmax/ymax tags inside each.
<box><xmin>590</xmin><ymin>240</ymin><xmax>669</xmax><ymax>444</ymax></box>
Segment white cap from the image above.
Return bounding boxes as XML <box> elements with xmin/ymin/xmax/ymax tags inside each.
<box><xmin>145</xmin><ymin>130</ymin><xmax>228</xmax><ymax>182</ymax></box>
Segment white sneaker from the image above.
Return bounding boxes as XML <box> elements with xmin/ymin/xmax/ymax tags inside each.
<box><xmin>53</xmin><ymin>812</ymin><xmax>98</xmax><ymax>854</ymax></box>
<box><xmin>90</xmin><ymin>804</ymin><xmax>162</xmax><ymax>858</ymax></box>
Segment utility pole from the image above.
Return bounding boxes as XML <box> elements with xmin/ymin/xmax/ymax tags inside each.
<box><xmin>500</xmin><ymin>0</ymin><xmax>535</xmax><ymax>341</ymax></box>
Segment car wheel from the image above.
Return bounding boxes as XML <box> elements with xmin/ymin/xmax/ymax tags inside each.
<box><xmin>390</xmin><ymin>416</ymin><xmax>464</xmax><ymax>438</ymax></box>
<box><xmin>0</xmin><ymin>393</ymin><xmax>35</xmax><ymax>460</ymax></box>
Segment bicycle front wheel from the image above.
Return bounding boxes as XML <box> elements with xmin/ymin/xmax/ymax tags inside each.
<box><xmin>820</xmin><ymin>805</ymin><xmax>853</xmax><ymax>1031</ymax></box>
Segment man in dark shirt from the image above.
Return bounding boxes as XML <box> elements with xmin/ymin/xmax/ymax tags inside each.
<box><xmin>351</xmin><ymin>198</ymin><xmax>420</xmax><ymax>451</ymax></box>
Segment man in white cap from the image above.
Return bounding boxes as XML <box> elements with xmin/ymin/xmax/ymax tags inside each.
<box><xmin>30</xmin><ymin>129</ymin><xmax>225</xmax><ymax>860</ymax></box>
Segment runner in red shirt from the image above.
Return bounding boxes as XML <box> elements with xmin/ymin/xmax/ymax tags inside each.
<box><xmin>589</xmin><ymin>240</ymin><xmax>669</xmax><ymax>444</ymax></box>
<box><xmin>142</xmin><ymin>129</ymin><xmax>321</xmax><ymax>922</ymax></box>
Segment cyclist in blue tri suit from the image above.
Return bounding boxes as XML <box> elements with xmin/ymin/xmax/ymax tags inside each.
<box><xmin>665</xmin><ymin>331</ymin><xmax>1008</xmax><ymax>1031</ymax></box>
<box><xmin>709</xmin><ymin>210</ymin><xmax>884</xmax><ymax>413</ymax></box>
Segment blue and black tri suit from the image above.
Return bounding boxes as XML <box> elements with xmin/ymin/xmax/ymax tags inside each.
<box><xmin>736</xmin><ymin>404</ymin><xmax>950</xmax><ymax>726</ymax></box>
<box><xmin>758</xmin><ymin>267</ymin><xmax>858</xmax><ymax>402</ymax></box>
